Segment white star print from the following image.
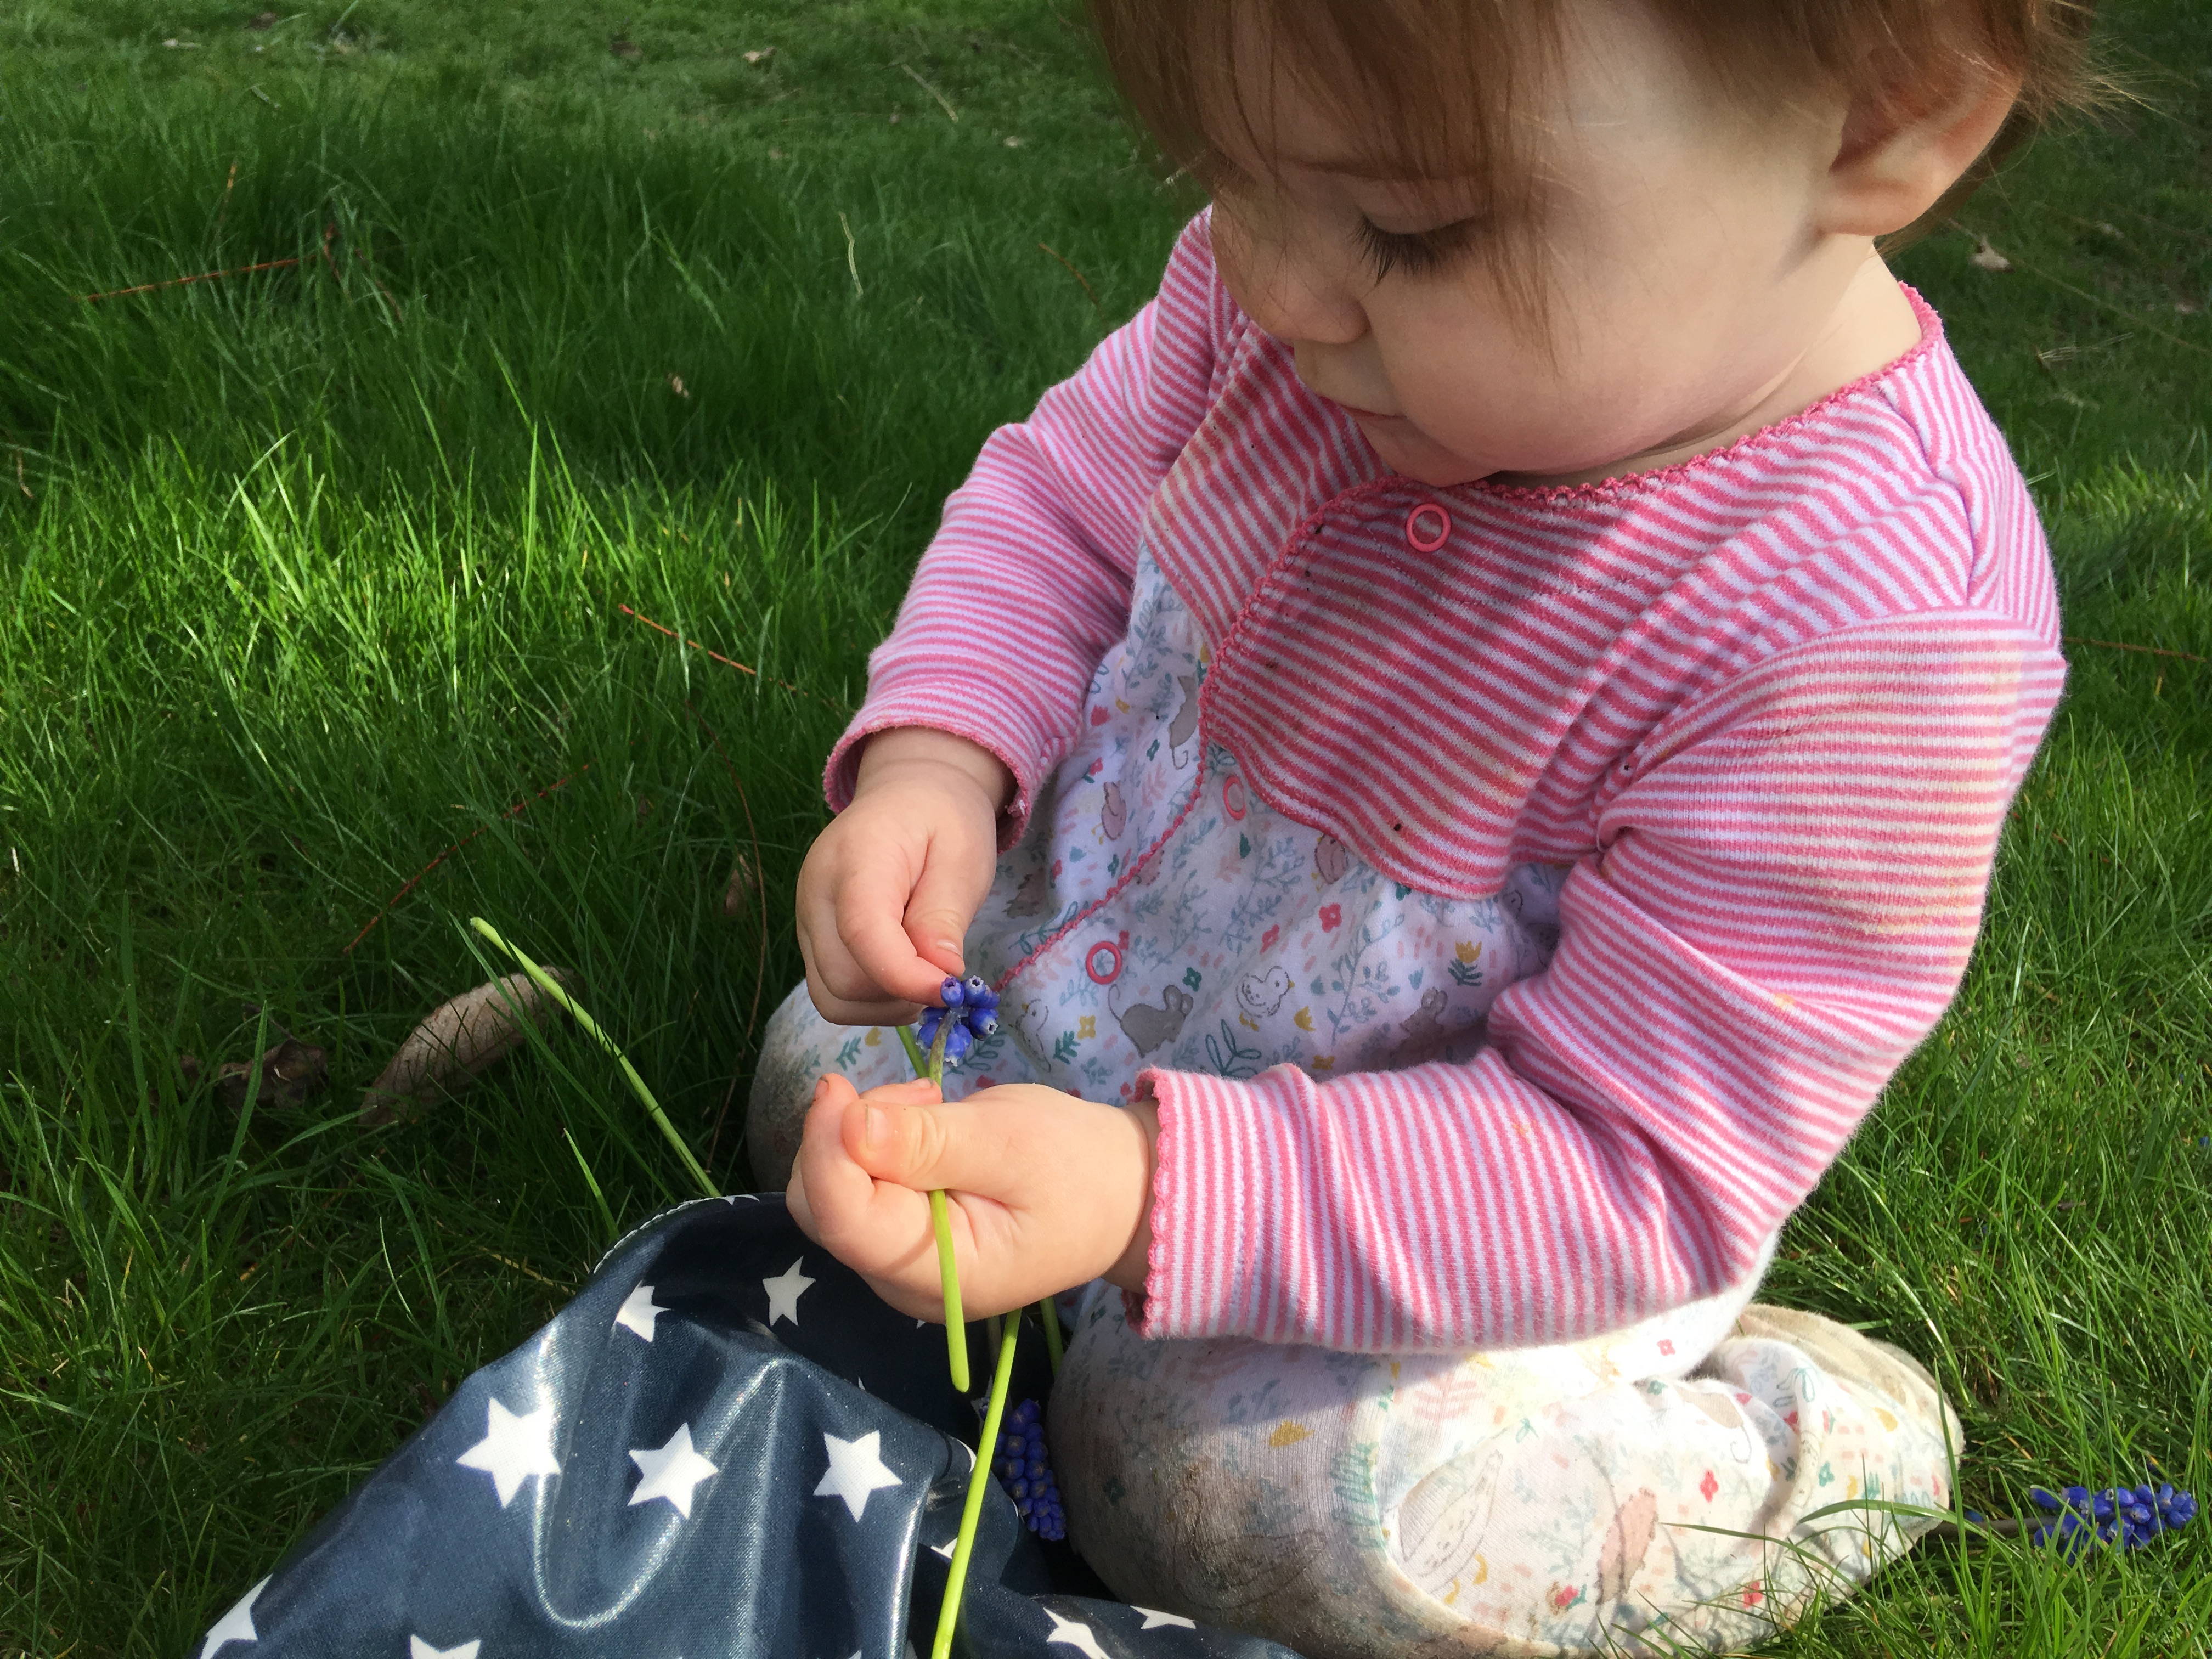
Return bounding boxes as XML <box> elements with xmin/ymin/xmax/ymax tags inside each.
<box><xmin>198</xmin><ymin>1577</ymin><xmax>267</xmax><ymax>1656</ymax></box>
<box><xmin>1137</xmin><ymin>1607</ymin><xmax>1197</xmax><ymax>1630</ymax></box>
<box><xmin>761</xmin><ymin>1258</ymin><xmax>816</xmax><ymax>1327</ymax></box>
<box><xmin>614</xmin><ymin>1283</ymin><xmax>667</xmax><ymax>1341</ymax></box>
<box><xmin>455</xmin><ymin>1397</ymin><xmax>561</xmax><ymax>1508</ymax></box>
<box><xmin>409</xmin><ymin>1640</ymin><xmax>482</xmax><ymax>1659</ymax></box>
<box><xmin>628</xmin><ymin>1423</ymin><xmax>720</xmax><ymax>1517</ymax></box>
<box><xmin>814</xmin><ymin>1430</ymin><xmax>902</xmax><ymax>1521</ymax></box>
<box><xmin>1043</xmin><ymin>1609</ymin><xmax>1111</xmax><ymax>1659</ymax></box>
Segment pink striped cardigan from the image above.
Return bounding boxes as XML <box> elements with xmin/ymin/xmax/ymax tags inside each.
<box><xmin>827</xmin><ymin>216</ymin><xmax>2064</xmax><ymax>1352</ymax></box>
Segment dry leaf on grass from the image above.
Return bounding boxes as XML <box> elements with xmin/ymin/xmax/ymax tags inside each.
<box><xmin>1968</xmin><ymin>236</ymin><xmax>2012</xmax><ymax>273</ymax></box>
<box><xmin>248</xmin><ymin>10</ymin><xmax>278</xmax><ymax>27</ymax></box>
<box><xmin>611</xmin><ymin>33</ymin><xmax>642</xmax><ymax>60</ymax></box>
<box><xmin>743</xmin><ymin>47</ymin><xmax>776</xmax><ymax>65</ymax></box>
<box><xmin>359</xmin><ymin>968</ymin><xmax>579</xmax><ymax>1127</ymax></box>
<box><xmin>182</xmin><ymin>1039</ymin><xmax>331</xmax><ymax>1113</ymax></box>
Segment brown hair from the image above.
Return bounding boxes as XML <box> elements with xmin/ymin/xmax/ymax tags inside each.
<box><xmin>1088</xmin><ymin>0</ymin><xmax>2104</xmax><ymax>278</ymax></box>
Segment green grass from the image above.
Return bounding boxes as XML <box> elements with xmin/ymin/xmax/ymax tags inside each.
<box><xmin>0</xmin><ymin>2</ymin><xmax>2207</xmax><ymax>1654</ymax></box>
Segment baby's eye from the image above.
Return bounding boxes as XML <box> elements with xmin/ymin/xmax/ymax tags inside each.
<box><xmin>1355</xmin><ymin>215</ymin><xmax>1481</xmax><ymax>281</ymax></box>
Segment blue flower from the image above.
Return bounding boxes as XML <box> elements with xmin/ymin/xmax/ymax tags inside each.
<box><xmin>2029</xmin><ymin>1481</ymin><xmax>2197</xmax><ymax>1555</ymax></box>
<box><xmin>992</xmin><ymin>1398</ymin><xmax>1065</xmax><ymax>1541</ymax></box>
<box><xmin>915</xmin><ymin>975</ymin><xmax>1001</xmax><ymax>1070</ymax></box>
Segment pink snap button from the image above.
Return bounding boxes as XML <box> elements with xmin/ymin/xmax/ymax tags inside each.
<box><xmin>1405</xmin><ymin>502</ymin><xmax>1451</xmax><ymax>552</ymax></box>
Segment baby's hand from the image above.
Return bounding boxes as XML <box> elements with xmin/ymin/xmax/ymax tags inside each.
<box><xmin>787</xmin><ymin>1073</ymin><xmax>1158</xmax><ymax>1321</ymax></box>
<box><xmin>795</xmin><ymin>727</ymin><xmax>1011</xmax><ymax>1024</ymax></box>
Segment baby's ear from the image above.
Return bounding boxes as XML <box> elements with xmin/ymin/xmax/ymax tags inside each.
<box><xmin>1819</xmin><ymin>42</ymin><xmax>2024</xmax><ymax>240</ymax></box>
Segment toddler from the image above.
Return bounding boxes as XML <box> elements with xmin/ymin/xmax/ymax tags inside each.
<box><xmin>751</xmin><ymin>0</ymin><xmax>2089</xmax><ymax>1650</ymax></box>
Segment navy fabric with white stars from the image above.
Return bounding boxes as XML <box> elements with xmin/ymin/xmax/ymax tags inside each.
<box><xmin>193</xmin><ymin>1192</ymin><xmax>1300</xmax><ymax>1659</ymax></box>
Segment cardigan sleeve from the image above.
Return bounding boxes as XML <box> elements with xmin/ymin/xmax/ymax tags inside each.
<box><xmin>1132</xmin><ymin>610</ymin><xmax>2066</xmax><ymax>1351</ymax></box>
<box><xmin>824</xmin><ymin>215</ymin><xmax>1232</xmax><ymax>845</ymax></box>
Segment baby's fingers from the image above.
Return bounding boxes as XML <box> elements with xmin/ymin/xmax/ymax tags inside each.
<box><xmin>835</xmin><ymin>853</ymin><xmax>957</xmax><ymax>1008</ymax></box>
<box><xmin>799</xmin><ymin>876</ymin><xmax>921</xmax><ymax>1025</ymax></box>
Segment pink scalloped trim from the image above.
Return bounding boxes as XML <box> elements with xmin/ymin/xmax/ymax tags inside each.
<box><xmin>1126</xmin><ymin>1066</ymin><xmax>1178</xmax><ymax>1336</ymax></box>
<box><xmin>1453</xmin><ymin>285</ymin><xmax>1945</xmax><ymax>506</ymax></box>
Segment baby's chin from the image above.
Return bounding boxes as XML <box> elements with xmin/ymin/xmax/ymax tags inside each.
<box><xmin>1367</xmin><ymin>417</ymin><xmax>1680</xmax><ymax>493</ymax></box>
<box><xmin>1353</xmin><ymin>419</ymin><xmax>1489</xmax><ymax>489</ymax></box>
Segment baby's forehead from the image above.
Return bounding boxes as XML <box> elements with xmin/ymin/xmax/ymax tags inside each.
<box><xmin>1200</xmin><ymin>4</ymin><xmax>1728</xmax><ymax>185</ymax></box>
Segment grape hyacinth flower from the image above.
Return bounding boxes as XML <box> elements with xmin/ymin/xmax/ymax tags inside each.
<box><xmin>915</xmin><ymin>974</ymin><xmax>1001</xmax><ymax>1069</ymax></box>
<box><xmin>992</xmin><ymin>1399</ymin><xmax>1066</xmax><ymax>1542</ymax></box>
<box><xmin>2028</xmin><ymin>1481</ymin><xmax>2198</xmax><ymax>1556</ymax></box>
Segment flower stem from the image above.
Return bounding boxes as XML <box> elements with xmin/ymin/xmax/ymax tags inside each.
<box><xmin>896</xmin><ymin>1024</ymin><xmax>929</xmax><ymax>1077</ymax></box>
<box><xmin>1037</xmin><ymin>1296</ymin><xmax>1064</xmax><ymax>1374</ymax></box>
<box><xmin>910</xmin><ymin>1015</ymin><xmax>969</xmax><ymax>1392</ymax></box>
<box><xmin>932</xmin><ymin>1188</ymin><xmax>969</xmax><ymax>1392</ymax></box>
<box><xmin>469</xmin><ymin>917</ymin><xmax>716</xmax><ymax>1202</ymax></box>
<box><xmin>933</xmin><ymin>1312</ymin><xmax>1021</xmax><ymax>1659</ymax></box>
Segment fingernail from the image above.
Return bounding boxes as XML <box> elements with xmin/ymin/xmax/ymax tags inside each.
<box><xmin>861</xmin><ymin>1104</ymin><xmax>886</xmax><ymax>1149</ymax></box>
<box><xmin>812</xmin><ymin>1077</ymin><xmax>831</xmax><ymax>1103</ymax></box>
<box><xmin>935</xmin><ymin>940</ymin><xmax>960</xmax><ymax>961</ymax></box>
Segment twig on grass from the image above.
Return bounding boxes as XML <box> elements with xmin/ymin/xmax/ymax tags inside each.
<box><xmin>341</xmin><ymin>764</ymin><xmax>590</xmax><ymax>955</ymax></box>
<box><xmin>214</xmin><ymin>160</ymin><xmax>239</xmax><ymax>235</ymax></box>
<box><xmin>2063</xmin><ymin>634</ymin><xmax>2208</xmax><ymax>665</ymax></box>
<box><xmin>1037</xmin><ymin>242</ymin><xmax>1104</xmax><ymax>317</ymax></box>
<box><xmin>78</xmin><ymin>252</ymin><xmax>309</xmax><ymax>303</ymax></box>
<box><xmin>471</xmin><ymin>1245</ymin><xmax>573</xmax><ymax>1294</ymax></box>
<box><xmin>839</xmin><ymin>212</ymin><xmax>863</xmax><ymax>298</ymax></box>
<box><xmin>617</xmin><ymin>602</ymin><xmax>847</xmax><ymax>710</ymax></box>
<box><xmin>77</xmin><ymin>220</ymin><xmax>400</xmax><ymax>321</ymax></box>
<box><xmin>898</xmin><ymin>62</ymin><xmax>958</xmax><ymax>122</ymax></box>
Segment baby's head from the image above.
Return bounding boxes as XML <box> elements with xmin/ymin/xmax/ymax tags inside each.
<box><xmin>1090</xmin><ymin>0</ymin><xmax>2100</xmax><ymax>488</ymax></box>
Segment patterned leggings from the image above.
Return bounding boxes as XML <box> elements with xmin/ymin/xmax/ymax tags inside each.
<box><xmin>749</xmin><ymin>989</ymin><xmax>1960</xmax><ymax>1658</ymax></box>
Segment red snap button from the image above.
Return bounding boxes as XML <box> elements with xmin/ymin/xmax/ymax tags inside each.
<box><xmin>1405</xmin><ymin>502</ymin><xmax>1451</xmax><ymax>552</ymax></box>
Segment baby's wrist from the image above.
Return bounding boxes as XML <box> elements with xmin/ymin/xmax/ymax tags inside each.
<box><xmin>853</xmin><ymin>726</ymin><xmax>1014</xmax><ymax>813</ymax></box>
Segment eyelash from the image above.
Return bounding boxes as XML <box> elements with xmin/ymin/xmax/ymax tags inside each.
<box><xmin>1356</xmin><ymin>216</ymin><xmax>1480</xmax><ymax>281</ymax></box>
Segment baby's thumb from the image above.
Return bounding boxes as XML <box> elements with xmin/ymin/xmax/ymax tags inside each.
<box><xmin>844</xmin><ymin>1094</ymin><xmax>984</xmax><ymax>1196</ymax></box>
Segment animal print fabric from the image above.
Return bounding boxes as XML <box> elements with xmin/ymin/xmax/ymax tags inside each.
<box><xmin>1049</xmin><ymin>1290</ymin><xmax>1959</xmax><ymax>1657</ymax></box>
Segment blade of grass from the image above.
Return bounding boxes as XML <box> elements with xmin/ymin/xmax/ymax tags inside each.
<box><xmin>467</xmin><ymin>916</ymin><xmax>715</xmax><ymax>1201</ymax></box>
